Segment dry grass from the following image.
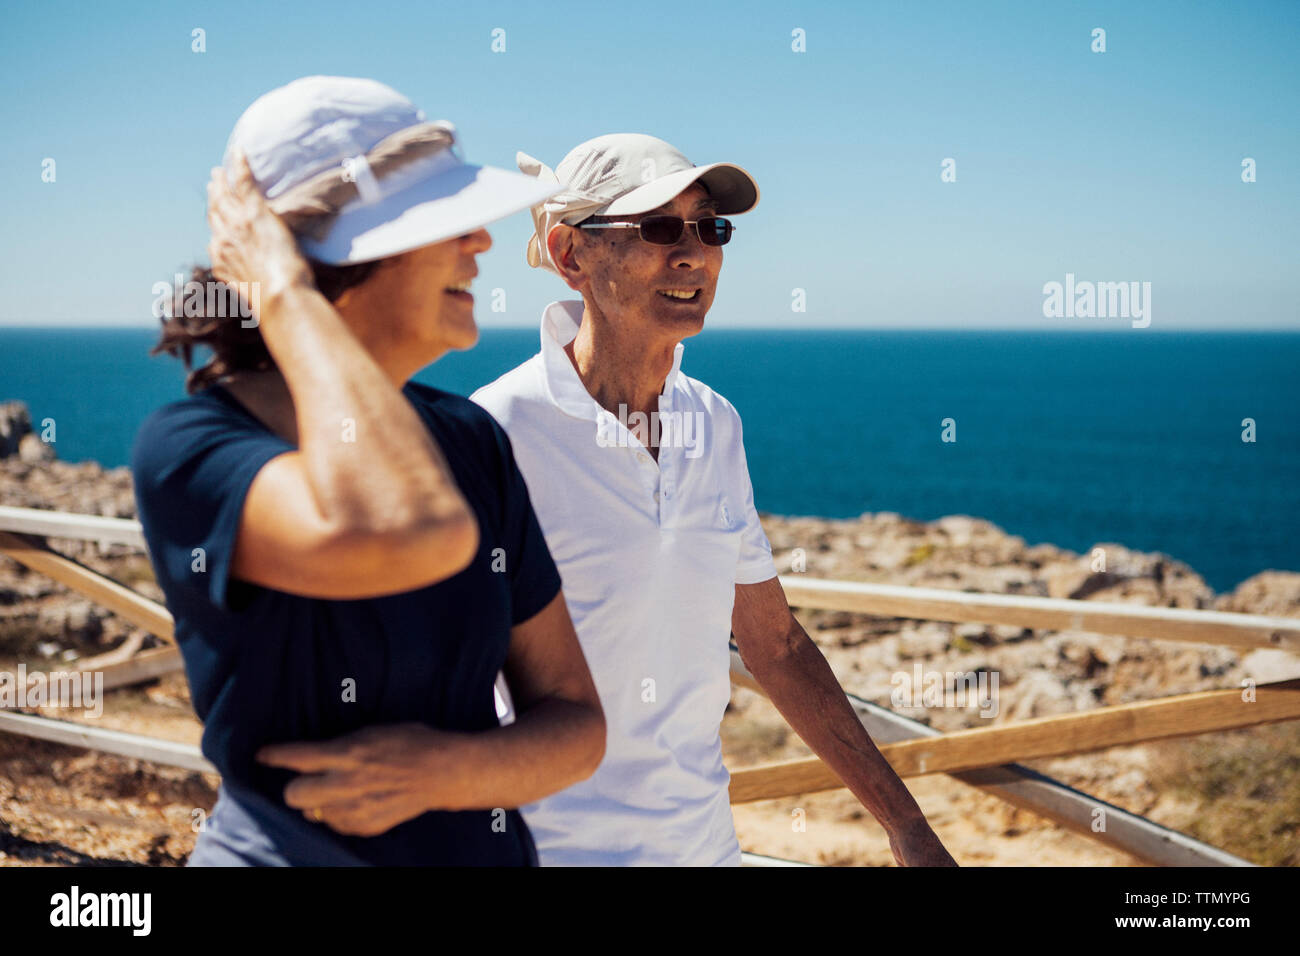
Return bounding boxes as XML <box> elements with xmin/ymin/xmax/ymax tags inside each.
<box><xmin>1146</xmin><ymin>722</ymin><xmax>1300</xmax><ymax>866</ymax></box>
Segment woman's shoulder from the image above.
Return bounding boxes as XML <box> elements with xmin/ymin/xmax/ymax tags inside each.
<box><xmin>135</xmin><ymin>383</ymin><xmax>249</xmax><ymax>439</ymax></box>
<box><xmin>404</xmin><ymin>381</ymin><xmax>507</xmax><ymax>440</ymax></box>
<box><xmin>130</xmin><ymin>385</ymin><xmax>284</xmax><ymax>489</ymax></box>
<box><xmin>403</xmin><ymin>381</ymin><xmax>517</xmax><ymax>483</ymax></box>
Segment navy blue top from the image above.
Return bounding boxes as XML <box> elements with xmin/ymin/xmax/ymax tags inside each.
<box><xmin>130</xmin><ymin>381</ymin><xmax>562</xmax><ymax>865</ymax></box>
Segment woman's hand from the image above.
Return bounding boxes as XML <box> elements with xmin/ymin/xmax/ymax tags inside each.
<box><xmin>256</xmin><ymin>594</ymin><xmax>604</xmax><ymax>839</ymax></box>
<box><xmin>206</xmin><ymin>150</ymin><xmax>313</xmax><ymax>313</ymax></box>
<box><xmin>256</xmin><ymin>723</ymin><xmax>469</xmax><ymax>837</ymax></box>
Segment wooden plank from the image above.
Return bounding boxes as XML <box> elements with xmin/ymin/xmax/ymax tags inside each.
<box><xmin>0</xmin><ymin>711</ymin><xmax>215</xmax><ymax>774</ymax></box>
<box><xmin>0</xmin><ymin>505</ymin><xmax>145</xmax><ymax>548</ymax></box>
<box><xmin>71</xmin><ymin>632</ymin><xmax>186</xmax><ymax>690</ymax></box>
<box><xmin>89</xmin><ymin>646</ymin><xmax>185</xmax><ymax>692</ymax></box>
<box><xmin>0</xmin><ymin>646</ymin><xmax>187</xmax><ymax>712</ymax></box>
<box><xmin>3</xmin><ymin>504</ymin><xmax>1294</xmax><ymax>651</ymax></box>
<box><xmin>0</xmin><ymin>647</ymin><xmax>186</xmax><ymax>712</ymax></box>
<box><xmin>0</xmin><ymin>522</ymin><xmax>184</xmax><ymax>699</ymax></box>
<box><xmin>728</xmin><ymin>648</ymin><xmax>1253</xmax><ymax>866</ymax></box>
<box><xmin>729</xmin><ymin>679</ymin><xmax>1300</xmax><ymax>803</ymax></box>
<box><xmin>0</xmin><ymin>530</ymin><xmax>173</xmax><ymax>642</ymax></box>
<box><xmin>75</xmin><ymin>628</ymin><xmax>147</xmax><ymax>668</ymax></box>
<box><xmin>0</xmin><ymin>668</ymin><xmax>1255</xmax><ymax>865</ymax></box>
<box><xmin>779</xmin><ymin>576</ymin><xmax>1300</xmax><ymax>652</ymax></box>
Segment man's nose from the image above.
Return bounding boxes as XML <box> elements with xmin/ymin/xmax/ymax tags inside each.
<box><xmin>667</xmin><ymin>219</ymin><xmax>706</xmax><ymax>265</ymax></box>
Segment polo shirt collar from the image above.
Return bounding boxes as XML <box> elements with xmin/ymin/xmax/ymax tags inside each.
<box><xmin>539</xmin><ymin>300</ymin><xmax>686</xmax><ymax>421</ymax></box>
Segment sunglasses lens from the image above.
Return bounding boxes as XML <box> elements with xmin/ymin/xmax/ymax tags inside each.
<box><xmin>639</xmin><ymin>216</ymin><xmax>684</xmax><ymax>244</ymax></box>
<box><xmin>698</xmin><ymin>217</ymin><xmax>733</xmax><ymax>246</ymax></box>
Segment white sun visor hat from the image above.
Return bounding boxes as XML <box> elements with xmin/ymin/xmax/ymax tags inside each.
<box><xmin>517</xmin><ymin>133</ymin><xmax>760</xmax><ymax>274</ymax></box>
<box><xmin>222</xmin><ymin>76</ymin><xmax>561</xmax><ymax>265</ymax></box>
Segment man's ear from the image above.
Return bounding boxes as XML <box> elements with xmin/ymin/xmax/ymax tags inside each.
<box><xmin>547</xmin><ymin>224</ymin><xmax>589</xmax><ymax>294</ymax></box>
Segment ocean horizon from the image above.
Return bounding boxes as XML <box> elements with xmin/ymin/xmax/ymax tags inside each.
<box><xmin>2</xmin><ymin>326</ymin><xmax>1297</xmax><ymax>595</ymax></box>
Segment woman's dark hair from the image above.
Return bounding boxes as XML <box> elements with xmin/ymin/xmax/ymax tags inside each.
<box><xmin>149</xmin><ymin>258</ymin><xmax>381</xmax><ymax>395</ymax></box>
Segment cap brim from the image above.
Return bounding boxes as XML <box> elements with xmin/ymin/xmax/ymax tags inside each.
<box><xmin>300</xmin><ymin>163</ymin><xmax>560</xmax><ymax>265</ymax></box>
<box><xmin>599</xmin><ymin>162</ymin><xmax>759</xmax><ymax>218</ymax></box>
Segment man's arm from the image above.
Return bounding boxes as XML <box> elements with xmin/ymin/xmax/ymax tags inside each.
<box><xmin>731</xmin><ymin>576</ymin><xmax>957</xmax><ymax>866</ymax></box>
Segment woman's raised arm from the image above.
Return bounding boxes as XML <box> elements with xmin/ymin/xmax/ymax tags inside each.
<box><xmin>207</xmin><ymin>153</ymin><xmax>480</xmax><ymax>598</ymax></box>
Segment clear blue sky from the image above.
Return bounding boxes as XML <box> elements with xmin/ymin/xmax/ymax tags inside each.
<box><xmin>2</xmin><ymin>0</ymin><xmax>1297</xmax><ymax>329</ymax></box>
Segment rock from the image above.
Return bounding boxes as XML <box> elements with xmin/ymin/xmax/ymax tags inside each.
<box><xmin>1059</xmin><ymin>570</ymin><xmax>1124</xmax><ymax>600</ymax></box>
<box><xmin>1043</xmin><ymin>545</ymin><xmax>1213</xmax><ymax>608</ymax></box>
<box><xmin>934</xmin><ymin>516</ymin><xmax>976</xmax><ymax>546</ymax></box>
<box><xmin>949</xmin><ymin>566</ymin><xmax>1039</xmax><ymax>594</ymax></box>
<box><xmin>1059</xmin><ymin>642</ymin><xmax>1108</xmax><ymax>679</ymax></box>
<box><xmin>812</xmin><ymin>611</ymin><xmax>853</xmax><ymax>631</ymax></box>
<box><xmin>867</xmin><ymin>541</ymin><xmax>915</xmax><ymax>571</ymax></box>
<box><xmin>0</xmin><ymin>400</ymin><xmax>34</xmax><ymax>458</ymax></box>
<box><xmin>0</xmin><ymin>574</ymin><xmax>55</xmax><ymax>604</ymax></box>
<box><xmin>1004</xmin><ymin>578</ymin><xmax>1049</xmax><ymax>597</ymax></box>
<box><xmin>1216</xmin><ymin>572</ymin><xmax>1300</xmax><ymax>618</ymax></box>
<box><xmin>36</xmin><ymin>600</ymin><xmax>105</xmax><ymax>641</ymax></box>
<box><xmin>1024</xmin><ymin>543</ymin><xmax>1068</xmax><ymax>569</ymax></box>
<box><xmin>1046</xmin><ymin>566</ymin><xmax>1090</xmax><ymax>600</ymax></box>
<box><xmin>1240</xmin><ymin>649</ymin><xmax>1300</xmax><ymax>683</ymax></box>
<box><xmin>1088</xmin><ymin>635</ymin><xmax>1130</xmax><ymax>667</ymax></box>
<box><xmin>898</xmin><ymin>622</ymin><xmax>951</xmax><ymax>656</ymax></box>
<box><xmin>1005</xmin><ymin>671</ymin><xmax>1076</xmax><ymax>720</ymax></box>
<box><xmin>19</xmin><ymin>432</ymin><xmax>56</xmax><ymax>462</ymax></box>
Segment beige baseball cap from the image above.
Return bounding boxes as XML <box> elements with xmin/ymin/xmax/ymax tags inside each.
<box><xmin>517</xmin><ymin>133</ymin><xmax>760</xmax><ymax>273</ymax></box>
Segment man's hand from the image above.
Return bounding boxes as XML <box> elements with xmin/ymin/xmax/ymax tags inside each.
<box><xmin>888</xmin><ymin>817</ymin><xmax>958</xmax><ymax>867</ymax></box>
<box><xmin>256</xmin><ymin>722</ymin><xmax>468</xmax><ymax>837</ymax></box>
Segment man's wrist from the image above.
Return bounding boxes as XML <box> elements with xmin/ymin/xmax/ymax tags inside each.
<box><xmin>883</xmin><ymin>812</ymin><xmax>931</xmax><ymax>835</ymax></box>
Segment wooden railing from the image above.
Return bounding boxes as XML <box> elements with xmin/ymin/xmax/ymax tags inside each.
<box><xmin>3</xmin><ymin>504</ymin><xmax>1299</xmax><ymax>867</ymax></box>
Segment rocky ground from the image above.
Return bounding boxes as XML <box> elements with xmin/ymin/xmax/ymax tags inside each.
<box><xmin>2</xmin><ymin>438</ymin><xmax>1298</xmax><ymax>866</ymax></box>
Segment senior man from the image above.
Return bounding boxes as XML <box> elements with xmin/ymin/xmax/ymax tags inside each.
<box><xmin>472</xmin><ymin>134</ymin><xmax>955</xmax><ymax>867</ymax></box>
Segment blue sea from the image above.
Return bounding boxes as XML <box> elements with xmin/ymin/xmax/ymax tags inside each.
<box><xmin>1</xmin><ymin>327</ymin><xmax>1297</xmax><ymax>594</ymax></box>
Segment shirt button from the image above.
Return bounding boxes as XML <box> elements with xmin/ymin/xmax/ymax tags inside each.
<box><xmin>653</xmin><ymin>491</ymin><xmax>660</xmax><ymax>502</ymax></box>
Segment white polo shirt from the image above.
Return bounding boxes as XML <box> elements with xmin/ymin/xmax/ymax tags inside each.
<box><xmin>471</xmin><ymin>299</ymin><xmax>777</xmax><ymax>866</ymax></box>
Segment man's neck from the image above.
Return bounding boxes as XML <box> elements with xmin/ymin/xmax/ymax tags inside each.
<box><xmin>566</xmin><ymin>305</ymin><xmax>678</xmax><ymax>423</ymax></box>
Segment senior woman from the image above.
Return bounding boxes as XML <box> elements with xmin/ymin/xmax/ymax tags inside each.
<box><xmin>131</xmin><ymin>76</ymin><xmax>604</xmax><ymax>866</ymax></box>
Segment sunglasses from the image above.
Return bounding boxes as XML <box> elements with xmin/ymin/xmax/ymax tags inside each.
<box><xmin>578</xmin><ymin>215</ymin><xmax>735</xmax><ymax>247</ymax></box>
